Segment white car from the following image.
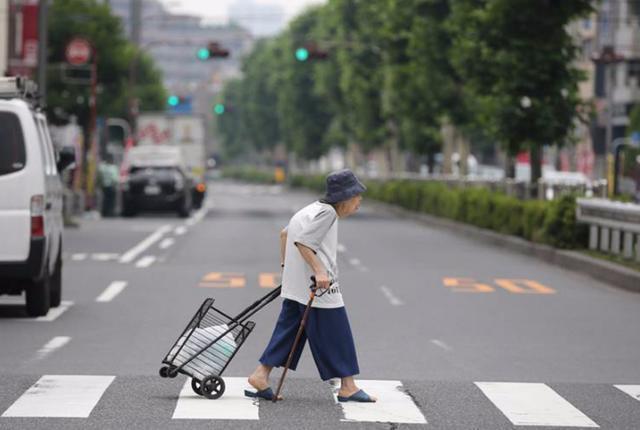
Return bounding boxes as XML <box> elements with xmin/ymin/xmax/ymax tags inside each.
<box><xmin>0</xmin><ymin>77</ymin><xmax>75</xmax><ymax>316</ymax></box>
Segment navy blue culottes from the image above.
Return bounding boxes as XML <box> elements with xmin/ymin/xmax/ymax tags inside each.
<box><xmin>259</xmin><ymin>299</ymin><xmax>360</xmax><ymax>381</ymax></box>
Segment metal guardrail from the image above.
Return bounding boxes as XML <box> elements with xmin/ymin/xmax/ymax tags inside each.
<box><xmin>576</xmin><ymin>198</ymin><xmax>640</xmax><ymax>261</ymax></box>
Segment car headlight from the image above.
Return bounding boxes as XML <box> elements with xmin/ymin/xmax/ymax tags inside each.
<box><xmin>174</xmin><ymin>173</ymin><xmax>184</xmax><ymax>190</ymax></box>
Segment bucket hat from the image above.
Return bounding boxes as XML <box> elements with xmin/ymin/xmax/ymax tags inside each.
<box><xmin>323</xmin><ymin>169</ymin><xmax>367</xmax><ymax>204</ymax></box>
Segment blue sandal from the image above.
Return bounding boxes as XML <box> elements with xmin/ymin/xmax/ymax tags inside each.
<box><xmin>337</xmin><ymin>389</ymin><xmax>376</xmax><ymax>403</ymax></box>
<box><xmin>244</xmin><ymin>387</ymin><xmax>278</xmax><ymax>400</ymax></box>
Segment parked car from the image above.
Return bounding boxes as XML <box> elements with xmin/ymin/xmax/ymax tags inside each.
<box><xmin>121</xmin><ymin>146</ymin><xmax>193</xmax><ymax>218</ymax></box>
<box><xmin>0</xmin><ymin>77</ymin><xmax>75</xmax><ymax>316</ymax></box>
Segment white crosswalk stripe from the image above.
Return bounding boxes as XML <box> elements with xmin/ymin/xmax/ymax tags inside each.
<box><xmin>172</xmin><ymin>377</ymin><xmax>258</xmax><ymax>420</ymax></box>
<box><xmin>614</xmin><ymin>385</ymin><xmax>640</xmax><ymax>402</ymax></box>
<box><xmin>475</xmin><ymin>382</ymin><xmax>599</xmax><ymax>427</ymax></box>
<box><xmin>334</xmin><ymin>379</ymin><xmax>427</xmax><ymax>424</ymax></box>
<box><xmin>2</xmin><ymin>375</ymin><xmax>115</xmax><ymax>418</ymax></box>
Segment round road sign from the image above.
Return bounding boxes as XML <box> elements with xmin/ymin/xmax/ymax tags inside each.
<box><xmin>66</xmin><ymin>38</ymin><xmax>92</xmax><ymax>65</ymax></box>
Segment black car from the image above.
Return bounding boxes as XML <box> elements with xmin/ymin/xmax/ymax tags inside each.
<box><xmin>121</xmin><ymin>165</ymin><xmax>193</xmax><ymax>217</ymax></box>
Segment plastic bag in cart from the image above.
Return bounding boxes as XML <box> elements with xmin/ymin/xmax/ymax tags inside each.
<box><xmin>169</xmin><ymin>324</ymin><xmax>237</xmax><ymax>375</ymax></box>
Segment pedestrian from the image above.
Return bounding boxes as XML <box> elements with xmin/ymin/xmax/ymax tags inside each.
<box><xmin>246</xmin><ymin>169</ymin><xmax>377</xmax><ymax>403</ymax></box>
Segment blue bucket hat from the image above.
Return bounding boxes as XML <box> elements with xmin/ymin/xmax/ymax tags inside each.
<box><xmin>323</xmin><ymin>169</ymin><xmax>367</xmax><ymax>204</ymax></box>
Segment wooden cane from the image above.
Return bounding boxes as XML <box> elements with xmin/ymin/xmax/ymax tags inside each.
<box><xmin>273</xmin><ymin>278</ymin><xmax>318</xmax><ymax>402</ymax></box>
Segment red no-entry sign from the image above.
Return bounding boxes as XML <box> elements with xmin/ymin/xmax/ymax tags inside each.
<box><xmin>65</xmin><ymin>38</ymin><xmax>92</xmax><ymax>65</ymax></box>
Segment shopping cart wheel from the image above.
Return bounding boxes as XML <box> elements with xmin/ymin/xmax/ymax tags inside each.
<box><xmin>201</xmin><ymin>375</ymin><xmax>225</xmax><ymax>399</ymax></box>
<box><xmin>167</xmin><ymin>366</ymin><xmax>179</xmax><ymax>378</ymax></box>
<box><xmin>191</xmin><ymin>378</ymin><xmax>203</xmax><ymax>396</ymax></box>
<box><xmin>159</xmin><ymin>366</ymin><xmax>169</xmax><ymax>378</ymax></box>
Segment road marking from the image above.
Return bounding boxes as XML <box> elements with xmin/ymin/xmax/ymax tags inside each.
<box><xmin>443</xmin><ymin>277</ymin><xmax>495</xmax><ymax>293</ymax></box>
<box><xmin>185</xmin><ymin>206</ymin><xmax>208</xmax><ymax>227</ymax></box>
<box><xmin>2</xmin><ymin>375</ymin><xmax>115</xmax><ymax>418</ymax></box>
<box><xmin>135</xmin><ymin>256</ymin><xmax>156</xmax><ymax>268</ymax></box>
<box><xmin>614</xmin><ymin>385</ymin><xmax>640</xmax><ymax>402</ymax></box>
<box><xmin>175</xmin><ymin>226</ymin><xmax>187</xmax><ymax>235</ymax></box>
<box><xmin>33</xmin><ymin>336</ymin><xmax>71</xmax><ymax>360</ymax></box>
<box><xmin>475</xmin><ymin>382</ymin><xmax>598</xmax><ymax>427</ymax></box>
<box><xmin>259</xmin><ymin>272</ymin><xmax>281</xmax><ymax>288</ymax></box>
<box><xmin>31</xmin><ymin>301</ymin><xmax>73</xmax><ymax>322</ymax></box>
<box><xmin>159</xmin><ymin>238</ymin><xmax>175</xmax><ymax>249</ymax></box>
<box><xmin>349</xmin><ymin>258</ymin><xmax>361</xmax><ymax>266</ymax></box>
<box><xmin>91</xmin><ymin>253</ymin><xmax>120</xmax><ymax>262</ymax></box>
<box><xmin>96</xmin><ymin>281</ymin><xmax>128</xmax><ymax>303</ymax></box>
<box><xmin>430</xmin><ymin>339</ymin><xmax>452</xmax><ymax>351</ymax></box>
<box><xmin>119</xmin><ymin>224</ymin><xmax>172</xmax><ymax>263</ymax></box>
<box><xmin>337</xmin><ymin>243</ymin><xmax>347</xmax><ymax>253</ymax></box>
<box><xmin>495</xmin><ymin>279</ymin><xmax>556</xmax><ymax>294</ymax></box>
<box><xmin>334</xmin><ymin>380</ymin><xmax>426</xmax><ymax>424</ymax></box>
<box><xmin>199</xmin><ymin>272</ymin><xmax>246</xmax><ymax>288</ymax></box>
<box><xmin>172</xmin><ymin>377</ymin><xmax>258</xmax><ymax>420</ymax></box>
<box><xmin>71</xmin><ymin>253</ymin><xmax>87</xmax><ymax>261</ymax></box>
<box><xmin>379</xmin><ymin>286</ymin><xmax>403</xmax><ymax>306</ymax></box>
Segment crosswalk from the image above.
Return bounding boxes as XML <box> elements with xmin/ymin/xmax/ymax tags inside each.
<box><xmin>1</xmin><ymin>375</ymin><xmax>639</xmax><ymax>427</ymax></box>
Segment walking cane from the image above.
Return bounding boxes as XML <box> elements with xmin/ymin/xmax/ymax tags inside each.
<box><xmin>273</xmin><ymin>276</ymin><xmax>325</xmax><ymax>402</ymax></box>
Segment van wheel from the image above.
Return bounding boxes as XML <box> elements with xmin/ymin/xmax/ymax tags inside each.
<box><xmin>122</xmin><ymin>202</ymin><xmax>137</xmax><ymax>217</ymax></box>
<box><xmin>177</xmin><ymin>195</ymin><xmax>191</xmax><ymax>218</ymax></box>
<box><xmin>26</xmin><ymin>269</ymin><xmax>51</xmax><ymax>317</ymax></box>
<box><xmin>50</xmin><ymin>251</ymin><xmax>62</xmax><ymax>308</ymax></box>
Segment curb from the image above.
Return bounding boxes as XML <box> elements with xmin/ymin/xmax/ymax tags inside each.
<box><xmin>365</xmin><ymin>199</ymin><xmax>640</xmax><ymax>294</ymax></box>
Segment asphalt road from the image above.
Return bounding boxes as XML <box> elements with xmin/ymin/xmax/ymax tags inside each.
<box><xmin>1</xmin><ymin>180</ymin><xmax>639</xmax><ymax>429</ymax></box>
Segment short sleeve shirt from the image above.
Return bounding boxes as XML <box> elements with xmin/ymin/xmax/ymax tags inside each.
<box><xmin>281</xmin><ymin>201</ymin><xmax>343</xmax><ymax>308</ymax></box>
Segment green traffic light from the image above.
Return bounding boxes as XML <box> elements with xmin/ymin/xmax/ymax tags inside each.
<box><xmin>214</xmin><ymin>103</ymin><xmax>225</xmax><ymax>115</ymax></box>
<box><xmin>295</xmin><ymin>47</ymin><xmax>309</xmax><ymax>62</ymax></box>
<box><xmin>197</xmin><ymin>48</ymin><xmax>210</xmax><ymax>60</ymax></box>
<box><xmin>167</xmin><ymin>95</ymin><xmax>180</xmax><ymax>107</ymax></box>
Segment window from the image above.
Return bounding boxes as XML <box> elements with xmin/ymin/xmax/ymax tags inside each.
<box><xmin>0</xmin><ymin>112</ymin><xmax>26</xmax><ymax>176</ymax></box>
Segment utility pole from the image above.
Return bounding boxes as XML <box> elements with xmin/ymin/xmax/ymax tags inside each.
<box><xmin>37</xmin><ymin>0</ymin><xmax>48</xmax><ymax>101</ymax></box>
<box><xmin>129</xmin><ymin>0</ymin><xmax>142</xmax><ymax>139</ymax></box>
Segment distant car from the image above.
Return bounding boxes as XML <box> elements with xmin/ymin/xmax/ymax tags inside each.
<box><xmin>0</xmin><ymin>77</ymin><xmax>75</xmax><ymax>316</ymax></box>
<box><xmin>120</xmin><ymin>147</ymin><xmax>193</xmax><ymax>218</ymax></box>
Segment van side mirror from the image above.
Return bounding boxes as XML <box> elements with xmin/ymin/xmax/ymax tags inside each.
<box><xmin>57</xmin><ymin>146</ymin><xmax>76</xmax><ymax>171</ymax></box>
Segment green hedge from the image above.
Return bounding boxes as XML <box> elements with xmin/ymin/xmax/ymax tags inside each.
<box><xmin>225</xmin><ymin>168</ymin><xmax>588</xmax><ymax>249</ymax></box>
<box><xmin>222</xmin><ymin>166</ymin><xmax>276</xmax><ymax>184</ymax></box>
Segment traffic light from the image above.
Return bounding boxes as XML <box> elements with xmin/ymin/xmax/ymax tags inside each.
<box><xmin>294</xmin><ymin>43</ymin><xmax>328</xmax><ymax>62</ymax></box>
<box><xmin>197</xmin><ymin>42</ymin><xmax>230</xmax><ymax>60</ymax></box>
<box><xmin>213</xmin><ymin>103</ymin><xmax>225</xmax><ymax>115</ymax></box>
<box><xmin>167</xmin><ymin>95</ymin><xmax>180</xmax><ymax>107</ymax></box>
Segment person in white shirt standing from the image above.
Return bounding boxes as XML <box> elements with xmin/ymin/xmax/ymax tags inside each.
<box><xmin>245</xmin><ymin>169</ymin><xmax>376</xmax><ymax>403</ymax></box>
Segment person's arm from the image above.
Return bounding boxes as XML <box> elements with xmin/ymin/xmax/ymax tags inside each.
<box><xmin>279</xmin><ymin>228</ymin><xmax>287</xmax><ymax>268</ymax></box>
<box><xmin>295</xmin><ymin>243</ymin><xmax>330</xmax><ymax>290</ymax></box>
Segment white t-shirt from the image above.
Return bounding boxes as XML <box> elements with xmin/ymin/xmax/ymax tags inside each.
<box><xmin>281</xmin><ymin>201</ymin><xmax>343</xmax><ymax>309</ymax></box>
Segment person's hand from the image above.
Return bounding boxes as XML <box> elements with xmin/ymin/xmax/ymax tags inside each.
<box><xmin>313</xmin><ymin>271</ymin><xmax>330</xmax><ymax>291</ymax></box>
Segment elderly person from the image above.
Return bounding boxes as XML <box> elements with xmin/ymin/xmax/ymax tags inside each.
<box><xmin>245</xmin><ymin>169</ymin><xmax>376</xmax><ymax>403</ymax></box>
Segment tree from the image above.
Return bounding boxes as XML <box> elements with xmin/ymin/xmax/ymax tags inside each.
<box><xmin>46</xmin><ymin>0</ymin><xmax>166</xmax><ymax>127</ymax></box>
<box><xmin>629</xmin><ymin>104</ymin><xmax>640</xmax><ymax>135</ymax></box>
<box><xmin>449</xmin><ymin>0</ymin><xmax>593</xmax><ymax>182</ymax></box>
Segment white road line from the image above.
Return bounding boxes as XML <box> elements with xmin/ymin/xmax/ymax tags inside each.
<box><xmin>159</xmin><ymin>238</ymin><xmax>175</xmax><ymax>249</ymax></box>
<box><xmin>31</xmin><ymin>301</ymin><xmax>73</xmax><ymax>322</ymax></box>
<box><xmin>185</xmin><ymin>206</ymin><xmax>208</xmax><ymax>227</ymax></box>
<box><xmin>96</xmin><ymin>281</ymin><xmax>128</xmax><ymax>303</ymax></box>
<box><xmin>337</xmin><ymin>243</ymin><xmax>347</xmax><ymax>253</ymax></box>
<box><xmin>135</xmin><ymin>255</ymin><xmax>156</xmax><ymax>268</ymax></box>
<box><xmin>119</xmin><ymin>224</ymin><xmax>172</xmax><ymax>263</ymax></box>
<box><xmin>614</xmin><ymin>385</ymin><xmax>640</xmax><ymax>402</ymax></box>
<box><xmin>334</xmin><ymin>380</ymin><xmax>426</xmax><ymax>424</ymax></box>
<box><xmin>174</xmin><ymin>226</ymin><xmax>187</xmax><ymax>235</ymax></box>
<box><xmin>349</xmin><ymin>258</ymin><xmax>361</xmax><ymax>266</ymax></box>
<box><xmin>34</xmin><ymin>336</ymin><xmax>71</xmax><ymax>360</ymax></box>
<box><xmin>475</xmin><ymin>382</ymin><xmax>599</xmax><ymax>427</ymax></box>
<box><xmin>430</xmin><ymin>339</ymin><xmax>452</xmax><ymax>351</ymax></box>
<box><xmin>2</xmin><ymin>375</ymin><xmax>115</xmax><ymax>418</ymax></box>
<box><xmin>71</xmin><ymin>253</ymin><xmax>87</xmax><ymax>261</ymax></box>
<box><xmin>91</xmin><ymin>253</ymin><xmax>120</xmax><ymax>261</ymax></box>
<box><xmin>379</xmin><ymin>286</ymin><xmax>403</xmax><ymax>306</ymax></box>
<box><xmin>172</xmin><ymin>377</ymin><xmax>258</xmax><ymax>420</ymax></box>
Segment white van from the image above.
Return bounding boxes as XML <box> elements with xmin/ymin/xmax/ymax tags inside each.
<box><xmin>0</xmin><ymin>77</ymin><xmax>75</xmax><ymax>316</ymax></box>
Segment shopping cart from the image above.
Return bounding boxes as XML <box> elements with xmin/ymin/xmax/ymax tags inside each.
<box><xmin>159</xmin><ymin>286</ymin><xmax>282</xmax><ymax>399</ymax></box>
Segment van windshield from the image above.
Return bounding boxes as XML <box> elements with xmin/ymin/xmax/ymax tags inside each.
<box><xmin>0</xmin><ymin>112</ymin><xmax>26</xmax><ymax>175</ymax></box>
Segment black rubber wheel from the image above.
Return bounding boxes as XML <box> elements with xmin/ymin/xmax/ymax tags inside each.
<box><xmin>191</xmin><ymin>378</ymin><xmax>203</xmax><ymax>396</ymax></box>
<box><xmin>201</xmin><ymin>376</ymin><xmax>225</xmax><ymax>399</ymax></box>
<box><xmin>159</xmin><ymin>367</ymin><xmax>169</xmax><ymax>378</ymax></box>
<box><xmin>25</xmin><ymin>267</ymin><xmax>51</xmax><ymax>317</ymax></box>
<box><xmin>167</xmin><ymin>367</ymin><xmax>178</xmax><ymax>378</ymax></box>
<box><xmin>49</xmin><ymin>247</ymin><xmax>62</xmax><ymax>308</ymax></box>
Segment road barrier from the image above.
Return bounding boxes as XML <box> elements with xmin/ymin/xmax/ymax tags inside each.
<box><xmin>576</xmin><ymin>198</ymin><xmax>640</xmax><ymax>261</ymax></box>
